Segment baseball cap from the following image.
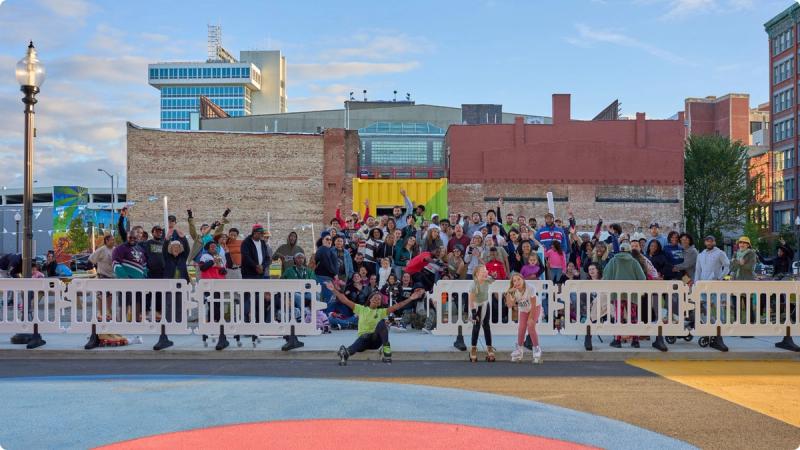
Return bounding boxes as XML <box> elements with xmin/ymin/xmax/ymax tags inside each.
<box><xmin>704</xmin><ymin>235</ymin><xmax>716</xmax><ymax>241</ymax></box>
<box><xmin>252</xmin><ymin>224</ymin><xmax>265</xmax><ymax>233</ymax></box>
<box><xmin>649</xmin><ymin>222</ymin><xmax>660</xmax><ymax>228</ymax></box>
<box><xmin>620</xmin><ymin>242</ymin><xmax>632</xmax><ymax>252</ymax></box>
<box><xmin>294</xmin><ymin>252</ymin><xmax>305</xmax><ymax>259</ymax></box>
<box><xmin>472</xmin><ymin>231</ymin><xmax>483</xmax><ymax>238</ymax></box>
<box><xmin>431</xmin><ymin>213</ymin><xmax>439</xmax><ymax>219</ymax></box>
<box><xmin>168</xmin><ymin>214</ymin><xmax>177</xmax><ymax>222</ymax></box>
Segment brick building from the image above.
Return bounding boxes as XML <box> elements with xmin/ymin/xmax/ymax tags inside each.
<box><xmin>446</xmin><ymin>94</ymin><xmax>685</xmax><ymax>232</ymax></box>
<box><xmin>684</xmin><ymin>94</ymin><xmax>751</xmax><ymax>144</ymax></box>
<box><xmin>126</xmin><ymin>123</ymin><xmax>359</xmax><ymax>250</ymax></box>
<box><xmin>765</xmin><ymin>5</ymin><xmax>800</xmax><ymax>231</ymax></box>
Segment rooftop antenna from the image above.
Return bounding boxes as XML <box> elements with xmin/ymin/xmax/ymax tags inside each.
<box><xmin>393</xmin><ymin>90</ymin><xmax>397</xmax><ymax>102</ymax></box>
<box><xmin>363</xmin><ymin>89</ymin><xmax>367</xmax><ymax>102</ymax></box>
<box><xmin>207</xmin><ymin>24</ymin><xmax>221</xmax><ymax>62</ymax></box>
<box><xmin>406</xmin><ymin>92</ymin><xmax>411</xmax><ymax>101</ymax></box>
<box><xmin>349</xmin><ymin>91</ymin><xmax>354</xmax><ymax>101</ymax></box>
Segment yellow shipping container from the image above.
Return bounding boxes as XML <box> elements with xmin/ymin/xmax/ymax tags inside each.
<box><xmin>352</xmin><ymin>178</ymin><xmax>448</xmax><ymax>220</ymax></box>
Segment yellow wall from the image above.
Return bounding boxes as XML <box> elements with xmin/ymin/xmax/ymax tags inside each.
<box><xmin>352</xmin><ymin>178</ymin><xmax>448</xmax><ymax>219</ymax></box>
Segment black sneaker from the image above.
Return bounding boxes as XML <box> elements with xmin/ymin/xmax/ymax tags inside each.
<box><xmin>337</xmin><ymin>345</ymin><xmax>349</xmax><ymax>366</ymax></box>
<box><xmin>631</xmin><ymin>340</ymin><xmax>640</xmax><ymax>348</ymax></box>
<box><xmin>610</xmin><ymin>339</ymin><xmax>622</xmax><ymax>348</ymax></box>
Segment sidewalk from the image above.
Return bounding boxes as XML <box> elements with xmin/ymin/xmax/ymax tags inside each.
<box><xmin>2</xmin><ymin>330</ymin><xmax>799</xmax><ymax>361</ymax></box>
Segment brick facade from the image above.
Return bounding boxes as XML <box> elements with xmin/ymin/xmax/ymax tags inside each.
<box><xmin>446</xmin><ymin>94</ymin><xmax>685</xmax><ymax>232</ymax></box>
<box><xmin>126</xmin><ymin>123</ymin><xmax>358</xmax><ymax>250</ymax></box>
<box><xmin>684</xmin><ymin>94</ymin><xmax>751</xmax><ymax>144</ymax></box>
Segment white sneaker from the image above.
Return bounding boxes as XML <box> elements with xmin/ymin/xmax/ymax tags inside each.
<box><xmin>510</xmin><ymin>344</ymin><xmax>523</xmax><ymax>362</ymax></box>
<box><xmin>532</xmin><ymin>346</ymin><xmax>542</xmax><ymax>364</ymax></box>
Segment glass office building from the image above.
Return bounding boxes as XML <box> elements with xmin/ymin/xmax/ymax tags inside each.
<box><xmin>148</xmin><ymin>62</ymin><xmax>261</xmax><ymax>130</ymax></box>
<box><xmin>358</xmin><ymin>122</ymin><xmax>446</xmax><ymax>179</ymax></box>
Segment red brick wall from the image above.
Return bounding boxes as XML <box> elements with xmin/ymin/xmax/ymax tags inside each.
<box><xmin>447</xmin><ymin>94</ymin><xmax>684</xmax><ymax>185</ymax></box>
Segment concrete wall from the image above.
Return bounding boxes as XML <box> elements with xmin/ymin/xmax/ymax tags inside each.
<box><xmin>126</xmin><ymin>124</ymin><xmax>358</xmax><ymax>250</ymax></box>
<box><xmin>200</xmin><ymin>104</ymin><xmax>551</xmax><ymax>134</ymax></box>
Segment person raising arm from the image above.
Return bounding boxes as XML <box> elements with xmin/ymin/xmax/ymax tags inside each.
<box><xmin>326</xmin><ymin>281</ymin><xmax>424</xmax><ymax>365</ymax></box>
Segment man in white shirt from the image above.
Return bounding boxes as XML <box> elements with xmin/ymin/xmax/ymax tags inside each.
<box><xmin>694</xmin><ymin>236</ymin><xmax>730</xmax><ymax>281</ymax></box>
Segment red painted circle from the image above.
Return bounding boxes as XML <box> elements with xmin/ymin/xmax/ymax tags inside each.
<box><xmin>96</xmin><ymin>418</ymin><xmax>598</xmax><ymax>450</ymax></box>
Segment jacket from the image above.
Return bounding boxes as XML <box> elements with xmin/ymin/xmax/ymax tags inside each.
<box><xmin>282</xmin><ymin>265</ymin><xmax>314</xmax><ymax>280</ymax></box>
<box><xmin>673</xmin><ymin>246</ymin><xmax>698</xmax><ymax>280</ymax></box>
<box><xmin>163</xmin><ymin>235</ymin><xmax>190</xmax><ymax>282</ymax></box>
<box><xmin>187</xmin><ymin>216</ymin><xmax>227</xmax><ymax>263</ymax></box>
<box><xmin>111</xmin><ymin>242</ymin><xmax>147</xmax><ymax>279</ymax></box>
<box><xmin>144</xmin><ymin>238</ymin><xmax>166</xmax><ymax>278</ymax></box>
<box><xmin>730</xmin><ymin>248</ymin><xmax>757</xmax><ymax>280</ymax></box>
<box><xmin>394</xmin><ymin>194</ymin><xmax>414</xmax><ymax>230</ymax></box>
<box><xmin>334</xmin><ymin>247</ymin><xmax>354</xmax><ymax>279</ymax></box>
<box><xmin>535</xmin><ymin>225</ymin><xmax>569</xmax><ymax>255</ymax></box>
<box><xmin>241</xmin><ymin>235</ymin><xmax>270</xmax><ymax>279</ymax></box>
<box><xmin>646</xmin><ymin>251</ymin><xmax>670</xmax><ymax>279</ymax></box>
<box><xmin>694</xmin><ymin>247</ymin><xmax>730</xmax><ymax>281</ymax></box>
<box><xmin>603</xmin><ymin>252</ymin><xmax>646</xmax><ymax>281</ymax></box>
<box><xmin>314</xmin><ymin>246</ymin><xmax>339</xmax><ymax>278</ymax></box>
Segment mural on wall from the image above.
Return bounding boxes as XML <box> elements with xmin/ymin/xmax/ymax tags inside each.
<box><xmin>52</xmin><ymin>186</ymin><xmax>90</xmax><ymax>263</ymax></box>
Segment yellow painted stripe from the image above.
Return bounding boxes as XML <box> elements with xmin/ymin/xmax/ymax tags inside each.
<box><xmin>627</xmin><ymin>360</ymin><xmax>800</xmax><ymax>428</ymax></box>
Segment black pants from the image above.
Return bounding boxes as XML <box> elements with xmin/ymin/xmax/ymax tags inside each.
<box><xmin>347</xmin><ymin>320</ymin><xmax>389</xmax><ymax>355</ymax></box>
<box><xmin>471</xmin><ymin>305</ymin><xmax>492</xmax><ymax>346</ymax></box>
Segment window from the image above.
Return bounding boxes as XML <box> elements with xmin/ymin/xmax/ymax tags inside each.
<box><xmin>774</xmin><ymin>118</ymin><xmax>794</xmax><ymax>142</ymax></box>
<box><xmin>774</xmin><ymin>87</ymin><xmax>794</xmax><ymax>113</ymax></box>
<box><xmin>773</xmin><ymin>57</ymin><xmax>794</xmax><ymax>84</ymax></box>
<box><xmin>774</xmin><ymin>209</ymin><xmax>795</xmax><ymax>231</ymax></box>
<box><xmin>775</xmin><ymin>180</ymin><xmax>786</xmax><ymax>201</ymax></box>
<box><xmin>786</xmin><ymin>178</ymin><xmax>796</xmax><ymax>200</ymax></box>
<box><xmin>773</xmin><ymin>28</ymin><xmax>793</xmax><ymax>55</ymax></box>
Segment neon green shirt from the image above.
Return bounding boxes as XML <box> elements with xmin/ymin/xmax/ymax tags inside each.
<box><xmin>354</xmin><ymin>304</ymin><xmax>388</xmax><ymax>336</ymax></box>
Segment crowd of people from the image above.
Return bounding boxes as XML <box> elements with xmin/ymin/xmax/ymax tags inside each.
<box><xmin>1</xmin><ymin>191</ymin><xmax>796</xmax><ymax>360</ymax></box>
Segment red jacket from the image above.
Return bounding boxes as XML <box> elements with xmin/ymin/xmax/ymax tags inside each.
<box><xmin>485</xmin><ymin>260</ymin><xmax>507</xmax><ymax>280</ymax></box>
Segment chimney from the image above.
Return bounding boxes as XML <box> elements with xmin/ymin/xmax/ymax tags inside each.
<box><xmin>514</xmin><ymin>116</ymin><xmax>524</xmax><ymax>147</ymax></box>
<box><xmin>552</xmin><ymin>94</ymin><xmax>571</xmax><ymax>124</ymax></box>
<box><xmin>635</xmin><ymin>112</ymin><xmax>646</xmax><ymax>148</ymax></box>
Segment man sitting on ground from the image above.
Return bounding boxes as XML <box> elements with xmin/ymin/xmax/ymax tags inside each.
<box><xmin>326</xmin><ymin>281</ymin><xmax>424</xmax><ymax>365</ymax></box>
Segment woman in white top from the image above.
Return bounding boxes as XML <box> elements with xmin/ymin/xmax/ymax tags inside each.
<box><xmin>505</xmin><ymin>273</ymin><xmax>542</xmax><ymax>363</ymax></box>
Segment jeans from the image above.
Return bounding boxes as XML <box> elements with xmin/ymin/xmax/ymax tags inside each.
<box><xmin>347</xmin><ymin>319</ymin><xmax>389</xmax><ymax>354</ymax></box>
<box><xmin>551</xmin><ymin>268</ymin><xmax>563</xmax><ymax>283</ymax></box>
<box><xmin>329</xmin><ymin>314</ymin><xmax>358</xmax><ymax>329</ymax></box>
<box><xmin>316</xmin><ymin>275</ymin><xmax>334</xmax><ymax>312</ymax></box>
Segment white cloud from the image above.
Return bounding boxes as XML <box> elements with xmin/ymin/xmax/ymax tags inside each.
<box><xmin>292</xmin><ymin>61</ymin><xmax>419</xmax><ymax>81</ymax></box>
<box><xmin>37</xmin><ymin>0</ymin><xmax>90</xmax><ymax>19</ymax></box>
<box><xmin>326</xmin><ymin>34</ymin><xmax>433</xmax><ymax>61</ymax></box>
<box><xmin>657</xmin><ymin>0</ymin><xmax>754</xmax><ymax>19</ymax></box>
<box><xmin>570</xmin><ymin>23</ymin><xmax>694</xmax><ymax>65</ymax></box>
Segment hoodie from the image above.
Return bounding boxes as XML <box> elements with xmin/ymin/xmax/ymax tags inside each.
<box><xmin>603</xmin><ymin>252</ymin><xmax>646</xmax><ymax>281</ymax></box>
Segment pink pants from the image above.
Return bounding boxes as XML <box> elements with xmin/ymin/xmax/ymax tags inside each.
<box><xmin>613</xmin><ymin>300</ymin><xmax>638</xmax><ymax>341</ymax></box>
<box><xmin>517</xmin><ymin>306</ymin><xmax>540</xmax><ymax>347</ymax></box>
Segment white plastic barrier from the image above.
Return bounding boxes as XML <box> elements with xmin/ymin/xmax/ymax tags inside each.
<box><xmin>194</xmin><ymin>279</ymin><xmax>323</xmax><ymax>347</ymax></box>
<box><xmin>65</xmin><ymin>278</ymin><xmax>193</xmax><ymax>338</ymax></box>
<box><xmin>693</xmin><ymin>281</ymin><xmax>800</xmax><ymax>338</ymax></box>
<box><xmin>560</xmin><ymin>280</ymin><xmax>689</xmax><ymax>338</ymax></box>
<box><xmin>432</xmin><ymin>279</ymin><xmax>558</xmax><ymax>337</ymax></box>
<box><xmin>0</xmin><ymin>278</ymin><xmax>65</xmax><ymax>336</ymax></box>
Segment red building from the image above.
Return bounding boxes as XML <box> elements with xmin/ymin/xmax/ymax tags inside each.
<box><xmin>446</xmin><ymin>94</ymin><xmax>685</xmax><ymax>232</ymax></box>
<box><xmin>684</xmin><ymin>94</ymin><xmax>751</xmax><ymax>144</ymax></box>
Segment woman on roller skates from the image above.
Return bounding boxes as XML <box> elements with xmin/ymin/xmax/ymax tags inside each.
<box><xmin>505</xmin><ymin>273</ymin><xmax>542</xmax><ymax>363</ymax></box>
<box><xmin>326</xmin><ymin>282</ymin><xmax>424</xmax><ymax>365</ymax></box>
<box><xmin>468</xmin><ymin>265</ymin><xmax>496</xmax><ymax>362</ymax></box>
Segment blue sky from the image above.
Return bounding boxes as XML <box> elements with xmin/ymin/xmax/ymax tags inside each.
<box><xmin>0</xmin><ymin>0</ymin><xmax>793</xmax><ymax>187</ymax></box>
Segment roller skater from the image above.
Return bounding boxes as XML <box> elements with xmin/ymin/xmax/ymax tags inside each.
<box><xmin>505</xmin><ymin>273</ymin><xmax>542</xmax><ymax>364</ymax></box>
<box><xmin>327</xmin><ymin>282</ymin><xmax>424</xmax><ymax>366</ymax></box>
<box><xmin>468</xmin><ymin>265</ymin><xmax>495</xmax><ymax>362</ymax></box>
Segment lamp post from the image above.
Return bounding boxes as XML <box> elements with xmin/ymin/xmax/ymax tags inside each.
<box><xmin>14</xmin><ymin>212</ymin><xmax>21</xmax><ymax>253</ymax></box>
<box><xmin>16</xmin><ymin>41</ymin><xmax>45</xmax><ymax>278</ymax></box>
<box><xmin>97</xmin><ymin>168</ymin><xmax>115</xmax><ymax>237</ymax></box>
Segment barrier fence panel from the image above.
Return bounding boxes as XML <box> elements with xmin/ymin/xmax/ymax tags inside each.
<box><xmin>195</xmin><ymin>279</ymin><xmax>323</xmax><ymax>342</ymax></box>
<box><xmin>693</xmin><ymin>281</ymin><xmax>800</xmax><ymax>338</ymax></box>
<box><xmin>65</xmin><ymin>279</ymin><xmax>193</xmax><ymax>338</ymax></box>
<box><xmin>432</xmin><ymin>280</ymin><xmax>557</xmax><ymax>337</ymax></box>
<box><xmin>0</xmin><ymin>278</ymin><xmax>65</xmax><ymax>335</ymax></box>
<box><xmin>561</xmin><ymin>280</ymin><xmax>689</xmax><ymax>339</ymax></box>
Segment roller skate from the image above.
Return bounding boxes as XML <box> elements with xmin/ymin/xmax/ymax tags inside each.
<box><xmin>337</xmin><ymin>345</ymin><xmax>349</xmax><ymax>366</ymax></box>
<box><xmin>510</xmin><ymin>344</ymin><xmax>524</xmax><ymax>362</ymax></box>
<box><xmin>532</xmin><ymin>346</ymin><xmax>542</xmax><ymax>364</ymax></box>
<box><xmin>485</xmin><ymin>346</ymin><xmax>496</xmax><ymax>362</ymax></box>
<box><xmin>99</xmin><ymin>334</ymin><xmax>128</xmax><ymax>347</ymax></box>
<box><xmin>381</xmin><ymin>345</ymin><xmax>392</xmax><ymax>364</ymax></box>
<box><xmin>469</xmin><ymin>346</ymin><xmax>478</xmax><ymax>363</ymax></box>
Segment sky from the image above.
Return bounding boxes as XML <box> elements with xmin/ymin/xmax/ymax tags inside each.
<box><xmin>0</xmin><ymin>0</ymin><xmax>794</xmax><ymax>188</ymax></box>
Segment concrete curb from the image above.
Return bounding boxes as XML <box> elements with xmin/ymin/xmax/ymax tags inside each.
<box><xmin>2</xmin><ymin>349</ymin><xmax>799</xmax><ymax>361</ymax></box>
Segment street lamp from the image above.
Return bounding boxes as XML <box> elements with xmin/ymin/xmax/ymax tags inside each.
<box><xmin>16</xmin><ymin>41</ymin><xmax>45</xmax><ymax>278</ymax></box>
<box><xmin>14</xmin><ymin>212</ymin><xmax>21</xmax><ymax>253</ymax></box>
<box><xmin>97</xmin><ymin>168</ymin><xmax>115</xmax><ymax>237</ymax></box>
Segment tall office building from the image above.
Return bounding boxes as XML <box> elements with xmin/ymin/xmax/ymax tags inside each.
<box><xmin>148</xmin><ymin>26</ymin><xmax>286</xmax><ymax>130</ymax></box>
<box><xmin>765</xmin><ymin>5</ymin><xmax>799</xmax><ymax>231</ymax></box>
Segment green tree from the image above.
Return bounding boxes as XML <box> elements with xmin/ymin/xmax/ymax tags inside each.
<box><xmin>66</xmin><ymin>216</ymin><xmax>90</xmax><ymax>254</ymax></box>
<box><xmin>684</xmin><ymin>135</ymin><xmax>754</xmax><ymax>246</ymax></box>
